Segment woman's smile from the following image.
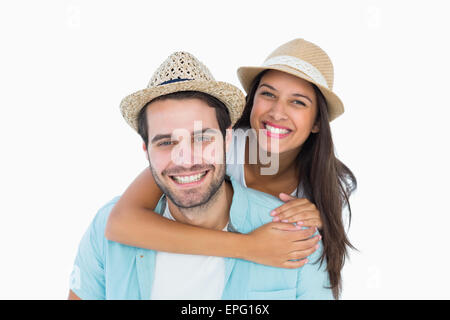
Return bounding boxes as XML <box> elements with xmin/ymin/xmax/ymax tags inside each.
<box><xmin>262</xmin><ymin>121</ymin><xmax>293</xmax><ymax>139</ymax></box>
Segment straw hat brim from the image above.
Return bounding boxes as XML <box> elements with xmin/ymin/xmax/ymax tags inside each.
<box><xmin>237</xmin><ymin>65</ymin><xmax>344</xmax><ymax>122</ymax></box>
<box><xmin>120</xmin><ymin>80</ymin><xmax>246</xmax><ymax>131</ymax></box>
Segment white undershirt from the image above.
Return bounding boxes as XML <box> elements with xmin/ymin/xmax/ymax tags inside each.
<box><xmin>150</xmin><ymin>204</ymin><xmax>228</xmax><ymax>300</ymax></box>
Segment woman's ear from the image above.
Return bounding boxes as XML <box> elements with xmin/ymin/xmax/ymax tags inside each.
<box><xmin>311</xmin><ymin>121</ymin><xmax>320</xmax><ymax>133</ymax></box>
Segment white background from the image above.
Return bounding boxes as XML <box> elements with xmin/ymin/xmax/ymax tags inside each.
<box><xmin>0</xmin><ymin>0</ymin><xmax>449</xmax><ymax>299</ymax></box>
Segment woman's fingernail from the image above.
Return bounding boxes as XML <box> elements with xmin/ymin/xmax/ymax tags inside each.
<box><xmin>270</xmin><ymin>211</ymin><xmax>276</xmax><ymax>216</ymax></box>
<box><xmin>272</xmin><ymin>216</ymin><xmax>280</xmax><ymax>222</ymax></box>
<box><xmin>297</xmin><ymin>221</ymin><xmax>304</xmax><ymax>225</ymax></box>
<box><xmin>281</xmin><ymin>219</ymin><xmax>289</xmax><ymax>223</ymax></box>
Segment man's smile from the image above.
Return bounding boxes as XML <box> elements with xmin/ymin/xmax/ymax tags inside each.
<box><xmin>168</xmin><ymin>169</ymin><xmax>210</xmax><ymax>186</ymax></box>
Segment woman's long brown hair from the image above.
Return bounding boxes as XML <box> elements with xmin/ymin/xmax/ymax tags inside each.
<box><xmin>234</xmin><ymin>71</ymin><xmax>357</xmax><ymax>299</ymax></box>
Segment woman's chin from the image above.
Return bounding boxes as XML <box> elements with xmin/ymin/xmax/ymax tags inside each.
<box><xmin>260</xmin><ymin>142</ymin><xmax>303</xmax><ymax>156</ymax></box>
<box><xmin>258</xmin><ymin>143</ymin><xmax>283</xmax><ymax>155</ymax></box>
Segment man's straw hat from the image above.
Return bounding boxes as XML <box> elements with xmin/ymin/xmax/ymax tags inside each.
<box><xmin>237</xmin><ymin>38</ymin><xmax>344</xmax><ymax>121</ymax></box>
<box><xmin>120</xmin><ymin>52</ymin><xmax>245</xmax><ymax>131</ymax></box>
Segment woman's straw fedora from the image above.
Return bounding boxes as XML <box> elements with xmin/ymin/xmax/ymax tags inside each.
<box><xmin>237</xmin><ymin>38</ymin><xmax>344</xmax><ymax>121</ymax></box>
<box><xmin>120</xmin><ymin>51</ymin><xmax>245</xmax><ymax>131</ymax></box>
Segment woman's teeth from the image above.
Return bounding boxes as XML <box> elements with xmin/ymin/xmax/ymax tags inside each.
<box><xmin>172</xmin><ymin>172</ymin><xmax>207</xmax><ymax>184</ymax></box>
<box><xmin>264</xmin><ymin>123</ymin><xmax>291</xmax><ymax>134</ymax></box>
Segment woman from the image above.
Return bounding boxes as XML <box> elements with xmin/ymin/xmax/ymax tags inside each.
<box><xmin>105</xmin><ymin>39</ymin><xmax>357</xmax><ymax>299</ymax></box>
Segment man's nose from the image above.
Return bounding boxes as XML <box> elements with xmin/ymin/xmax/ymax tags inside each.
<box><xmin>172</xmin><ymin>139</ymin><xmax>204</xmax><ymax>167</ymax></box>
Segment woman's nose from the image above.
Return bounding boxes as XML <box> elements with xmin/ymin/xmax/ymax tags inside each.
<box><xmin>267</xmin><ymin>101</ymin><xmax>288</xmax><ymax>121</ymax></box>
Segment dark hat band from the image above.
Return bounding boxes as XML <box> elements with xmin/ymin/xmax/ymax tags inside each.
<box><xmin>158</xmin><ymin>78</ymin><xmax>192</xmax><ymax>86</ymax></box>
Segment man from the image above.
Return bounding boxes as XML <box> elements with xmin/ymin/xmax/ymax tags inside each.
<box><xmin>68</xmin><ymin>52</ymin><xmax>331</xmax><ymax>300</ymax></box>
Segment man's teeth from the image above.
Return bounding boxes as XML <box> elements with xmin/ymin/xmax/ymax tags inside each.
<box><xmin>265</xmin><ymin>123</ymin><xmax>290</xmax><ymax>134</ymax></box>
<box><xmin>172</xmin><ymin>172</ymin><xmax>207</xmax><ymax>184</ymax></box>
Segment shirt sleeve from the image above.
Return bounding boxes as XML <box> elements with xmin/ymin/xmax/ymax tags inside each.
<box><xmin>69</xmin><ymin>203</ymin><xmax>112</xmax><ymax>300</ymax></box>
<box><xmin>296</xmin><ymin>232</ymin><xmax>334</xmax><ymax>300</ymax></box>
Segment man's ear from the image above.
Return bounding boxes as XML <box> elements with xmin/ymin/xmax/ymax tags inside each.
<box><xmin>143</xmin><ymin>142</ymin><xmax>149</xmax><ymax>161</ymax></box>
<box><xmin>225</xmin><ymin>126</ymin><xmax>233</xmax><ymax>153</ymax></box>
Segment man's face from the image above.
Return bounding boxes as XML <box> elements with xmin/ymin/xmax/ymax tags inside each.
<box><xmin>144</xmin><ymin>98</ymin><xmax>229</xmax><ymax>209</ymax></box>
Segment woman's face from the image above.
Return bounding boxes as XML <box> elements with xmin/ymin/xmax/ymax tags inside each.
<box><xmin>250</xmin><ymin>70</ymin><xmax>319</xmax><ymax>154</ymax></box>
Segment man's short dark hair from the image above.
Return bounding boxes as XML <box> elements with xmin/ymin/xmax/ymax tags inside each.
<box><xmin>137</xmin><ymin>91</ymin><xmax>232</xmax><ymax>146</ymax></box>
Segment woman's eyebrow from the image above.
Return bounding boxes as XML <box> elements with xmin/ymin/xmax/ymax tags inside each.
<box><xmin>292</xmin><ymin>93</ymin><xmax>313</xmax><ymax>104</ymax></box>
<box><xmin>259</xmin><ymin>83</ymin><xmax>277</xmax><ymax>91</ymax></box>
<box><xmin>260</xmin><ymin>83</ymin><xmax>313</xmax><ymax>104</ymax></box>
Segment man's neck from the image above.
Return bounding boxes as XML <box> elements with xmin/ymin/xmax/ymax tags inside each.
<box><xmin>167</xmin><ymin>181</ymin><xmax>233</xmax><ymax>231</ymax></box>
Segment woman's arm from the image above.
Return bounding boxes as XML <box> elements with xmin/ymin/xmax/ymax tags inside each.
<box><xmin>105</xmin><ymin>168</ymin><xmax>318</xmax><ymax>268</ymax></box>
<box><xmin>105</xmin><ymin>168</ymin><xmax>247</xmax><ymax>256</ymax></box>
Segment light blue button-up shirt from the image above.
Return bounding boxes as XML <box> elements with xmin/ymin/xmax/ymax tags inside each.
<box><xmin>70</xmin><ymin>176</ymin><xmax>333</xmax><ymax>300</ymax></box>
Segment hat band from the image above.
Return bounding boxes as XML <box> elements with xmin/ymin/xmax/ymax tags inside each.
<box><xmin>158</xmin><ymin>78</ymin><xmax>192</xmax><ymax>86</ymax></box>
<box><xmin>262</xmin><ymin>55</ymin><xmax>328</xmax><ymax>89</ymax></box>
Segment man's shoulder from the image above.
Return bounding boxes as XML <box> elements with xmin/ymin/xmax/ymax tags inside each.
<box><xmin>91</xmin><ymin>195</ymin><xmax>166</xmax><ymax>230</ymax></box>
<box><xmin>241</xmin><ymin>187</ymin><xmax>284</xmax><ymax>225</ymax></box>
<box><xmin>244</xmin><ymin>187</ymin><xmax>283</xmax><ymax>210</ymax></box>
<box><xmin>90</xmin><ymin>196</ymin><xmax>121</xmax><ymax>230</ymax></box>
<box><xmin>229</xmin><ymin>177</ymin><xmax>284</xmax><ymax>229</ymax></box>
<box><xmin>81</xmin><ymin>196</ymin><xmax>122</xmax><ymax>249</ymax></box>
<box><xmin>86</xmin><ymin>195</ymin><xmax>166</xmax><ymax>250</ymax></box>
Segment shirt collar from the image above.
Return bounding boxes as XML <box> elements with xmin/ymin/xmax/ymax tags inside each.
<box><xmin>228</xmin><ymin>175</ymin><xmax>249</xmax><ymax>233</ymax></box>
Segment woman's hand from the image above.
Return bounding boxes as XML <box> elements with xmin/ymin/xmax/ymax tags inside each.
<box><xmin>270</xmin><ymin>193</ymin><xmax>323</xmax><ymax>229</ymax></box>
<box><xmin>244</xmin><ymin>222</ymin><xmax>321</xmax><ymax>269</ymax></box>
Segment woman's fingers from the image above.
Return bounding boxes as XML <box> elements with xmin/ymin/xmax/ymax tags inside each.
<box><xmin>298</xmin><ymin>218</ymin><xmax>323</xmax><ymax>229</ymax></box>
<box><xmin>270</xmin><ymin>222</ymin><xmax>318</xmax><ymax>241</ymax></box>
<box><xmin>275</xmin><ymin>212</ymin><xmax>323</xmax><ymax>229</ymax></box>
<box><xmin>273</xmin><ymin>209</ymin><xmax>317</xmax><ymax>223</ymax></box>
<box><xmin>286</xmin><ymin>226</ymin><xmax>317</xmax><ymax>242</ymax></box>
<box><xmin>270</xmin><ymin>199</ymin><xmax>322</xmax><ymax>229</ymax></box>
<box><xmin>288</xmin><ymin>243</ymin><xmax>320</xmax><ymax>260</ymax></box>
<box><xmin>291</xmin><ymin>234</ymin><xmax>321</xmax><ymax>251</ymax></box>
<box><xmin>278</xmin><ymin>192</ymin><xmax>296</xmax><ymax>202</ymax></box>
<box><xmin>282</xmin><ymin>239</ymin><xmax>321</xmax><ymax>269</ymax></box>
<box><xmin>247</xmin><ymin>221</ymin><xmax>320</xmax><ymax>269</ymax></box>
<box><xmin>271</xmin><ymin>198</ymin><xmax>311</xmax><ymax>216</ymax></box>
<box><xmin>282</xmin><ymin>258</ymin><xmax>309</xmax><ymax>269</ymax></box>
<box><xmin>269</xmin><ymin>221</ymin><xmax>303</xmax><ymax>231</ymax></box>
